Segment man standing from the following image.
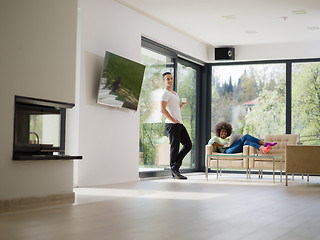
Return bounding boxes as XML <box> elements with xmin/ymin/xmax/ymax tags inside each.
<box><xmin>160</xmin><ymin>72</ymin><xmax>192</xmax><ymax>179</ymax></box>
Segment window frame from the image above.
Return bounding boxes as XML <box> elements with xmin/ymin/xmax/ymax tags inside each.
<box><xmin>141</xmin><ymin>37</ymin><xmax>320</xmax><ymax>175</ymax></box>
<box><xmin>208</xmin><ymin>58</ymin><xmax>320</xmax><ymax>137</ymax></box>
<box><xmin>205</xmin><ymin>58</ymin><xmax>320</xmax><ymax>174</ymax></box>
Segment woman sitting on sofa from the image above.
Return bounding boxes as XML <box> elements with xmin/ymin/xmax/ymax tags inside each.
<box><xmin>208</xmin><ymin>121</ymin><xmax>276</xmax><ymax>154</ymax></box>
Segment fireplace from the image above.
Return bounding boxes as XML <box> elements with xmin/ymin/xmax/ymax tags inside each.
<box><xmin>13</xmin><ymin>96</ymin><xmax>82</xmax><ymax>160</ymax></box>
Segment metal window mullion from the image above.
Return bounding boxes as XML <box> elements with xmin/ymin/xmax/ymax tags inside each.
<box><xmin>286</xmin><ymin>62</ymin><xmax>292</xmax><ymax>134</ymax></box>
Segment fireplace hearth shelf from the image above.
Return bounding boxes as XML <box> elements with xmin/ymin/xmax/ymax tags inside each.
<box><xmin>13</xmin><ymin>155</ymin><xmax>83</xmax><ymax>161</ymax></box>
<box><xmin>13</xmin><ymin>143</ymin><xmax>82</xmax><ymax>161</ymax></box>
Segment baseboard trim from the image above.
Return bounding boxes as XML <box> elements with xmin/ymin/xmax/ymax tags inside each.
<box><xmin>0</xmin><ymin>192</ymin><xmax>75</xmax><ymax>213</ymax></box>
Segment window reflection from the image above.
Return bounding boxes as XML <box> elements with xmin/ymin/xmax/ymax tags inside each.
<box><xmin>30</xmin><ymin>114</ymin><xmax>60</xmax><ymax>146</ymax></box>
<box><xmin>177</xmin><ymin>62</ymin><xmax>196</xmax><ymax>168</ymax></box>
<box><xmin>139</xmin><ymin>49</ymin><xmax>198</xmax><ymax>171</ymax></box>
<box><xmin>139</xmin><ymin>48</ymin><xmax>173</xmax><ymax>170</ymax></box>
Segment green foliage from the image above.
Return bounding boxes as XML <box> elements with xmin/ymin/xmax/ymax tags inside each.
<box><xmin>292</xmin><ymin>63</ymin><xmax>320</xmax><ymax>144</ymax></box>
<box><xmin>139</xmin><ymin>50</ymin><xmax>197</xmax><ymax>168</ymax></box>
<box><xmin>177</xmin><ymin>63</ymin><xmax>197</xmax><ymax>168</ymax></box>
<box><xmin>102</xmin><ymin>53</ymin><xmax>145</xmax><ymax>108</ymax></box>
<box><xmin>177</xmin><ymin>63</ymin><xmax>196</xmax><ymax>145</ymax></box>
<box><xmin>244</xmin><ymin>88</ymin><xmax>286</xmax><ymax>138</ymax></box>
<box><xmin>211</xmin><ymin>64</ymin><xmax>286</xmax><ymax>138</ymax></box>
<box><xmin>140</xmin><ymin>123</ymin><xmax>165</xmax><ymax>165</ymax></box>
<box><xmin>211</xmin><ymin>62</ymin><xmax>320</xmax><ymax>144</ymax></box>
<box><xmin>29</xmin><ymin>115</ymin><xmax>43</xmax><ymax>143</ymax></box>
<box><xmin>140</xmin><ymin>50</ymin><xmax>320</xmax><ymax>168</ymax></box>
<box><xmin>139</xmin><ymin>53</ymin><xmax>168</xmax><ymax>166</ymax></box>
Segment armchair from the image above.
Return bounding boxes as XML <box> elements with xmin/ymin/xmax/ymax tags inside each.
<box><xmin>205</xmin><ymin>143</ymin><xmax>250</xmax><ymax>178</ymax></box>
<box><xmin>285</xmin><ymin>145</ymin><xmax>320</xmax><ymax>186</ymax></box>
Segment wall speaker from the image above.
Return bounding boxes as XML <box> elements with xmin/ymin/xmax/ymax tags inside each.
<box><xmin>215</xmin><ymin>47</ymin><xmax>235</xmax><ymax>60</ymax></box>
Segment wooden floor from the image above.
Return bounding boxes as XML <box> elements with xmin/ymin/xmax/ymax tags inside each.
<box><xmin>1</xmin><ymin>173</ymin><xmax>320</xmax><ymax>240</ymax></box>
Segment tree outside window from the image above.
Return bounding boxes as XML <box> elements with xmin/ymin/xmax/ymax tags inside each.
<box><xmin>292</xmin><ymin>62</ymin><xmax>320</xmax><ymax>145</ymax></box>
<box><xmin>211</xmin><ymin>64</ymin><xmax>286</xmax><ymax>139</ymax></box>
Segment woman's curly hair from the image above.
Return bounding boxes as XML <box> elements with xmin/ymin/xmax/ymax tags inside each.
<box><xmin>214</xmin><ymin>121</ymin><xmax>233</xmax><ymax>137</ymax></box>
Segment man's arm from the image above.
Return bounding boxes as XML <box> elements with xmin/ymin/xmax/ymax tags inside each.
<box><xmin>180</xmin><ymin>101</ymin><xmax>187</xmax><ymax>110</ymax></box>
<box><xmin>160</xmin><ymin>101</ymin><xmax>180</xmax><ymax>124</ymax></box>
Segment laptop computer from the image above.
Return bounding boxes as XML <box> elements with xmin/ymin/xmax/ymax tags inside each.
<box><xmin>228</xmin><ymin>134</ymin><xmax>243</xmax><ymax>147</ymax></box>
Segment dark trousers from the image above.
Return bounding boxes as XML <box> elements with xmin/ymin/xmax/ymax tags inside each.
<box><xmin>165</xmin><ymin>123</ymin><xmax>192</xmax><ymax>170</ymax></box>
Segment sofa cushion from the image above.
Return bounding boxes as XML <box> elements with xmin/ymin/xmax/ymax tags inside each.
<box><xmin>265</xmin><ymin>134</ymin><xmax>298</xmax><ymax>147</ymax></box>
<box><xmin>267</xmin><ymin>149</ymin><xmax>285</xmax><ymax>155</ymax></box>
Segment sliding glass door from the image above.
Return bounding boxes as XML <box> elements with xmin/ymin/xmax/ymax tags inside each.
<box><xmin>140</xmin><ymin>37</ymin><xmax>320</xmax><ymax>175</ymax></box>
<box><xmin>139</xmin><ymin>47</ymin><xmax>201</xmax><ymax>173</ymax></box>
<box><xmin>139</xmin><ymin>48</ymin><xmax>173</xmax><ymax>171</ymax></box>
<box><xmin>176</xmin><ymin>60</ymin><xmax>199</xmax><ymax>169</ymax></box>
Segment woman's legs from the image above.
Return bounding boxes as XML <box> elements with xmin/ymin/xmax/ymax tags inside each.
<box><xmin>242</xmin><ymin>135</ymin><xmax>272</xmax><ymax>153</ymax></box>
<box><xmin>225</xmin><ymin>134</ymin><xmax>264</xmax><ymax>154</ymax></box>
<box><xmin>225</xmin><ymin>139</ymin><xmax>244</xmax><ymax>153</ymax></box>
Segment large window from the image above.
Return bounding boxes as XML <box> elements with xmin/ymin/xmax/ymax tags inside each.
<box><xmin>292</xmin><ymin>62</ymin><xmax>320</xmax><ymax>145</ymax></box>
<box><xmin>211</xmin><ymin>64</ymin><xmax>286</xmax><ymax>138</ymax></box>
<box><xmin>140</xmin><ymin>38</ymin><xmax>320</xmax><ymax>175</ymax></box>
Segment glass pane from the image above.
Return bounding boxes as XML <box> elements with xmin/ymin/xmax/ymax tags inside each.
<box><xmin>139</xmin><ymin>48</ymin><xmax>174</xmax><ymax>171</ymax></box>
<box><xmin>177</xmin><ymin>62</ymin><xmax>197</xmax><ymax>169</ymax></box>
<box><xmin>211</xmin><ymin>64</ymin><xmax>286</xmax><ymax>139</ymax></box>
<box><xmin>29</xmin><ymin>114</ymin><xmax>61</xmax><ymax>146</ymax></box>
<box><xmin>292</xmin><ymin>62</ymin><xmax>320</xmax><ymax>145</ymax></box>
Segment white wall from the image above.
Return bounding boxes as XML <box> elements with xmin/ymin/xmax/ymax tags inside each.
<box><xmin>236</xmin><ymin>40</ymin><xmax>320</xmax><ymax>61</ymax></box>
<box><xmin>74</xmin><ymin>0</ymin><xmax>208</xmax><ymax>187</ymax></box>
<box><xmin>207</xmin><ymin>40</ymin><xmax>320</xmax><ymax>62</ymax></box>
<box><xmin>1</xmin><ymin>0</ymin><xmax>319</xmax><ymax>197</ymax></box>
<box><xmin>75</xmin><ymin>0</ymin><xmax>320</xmax><ymax>187</ymax></box>
<box><xmin>0</xmin><ymin>0</ymin><xmax>78</xmax><ymax>200</ymax></box>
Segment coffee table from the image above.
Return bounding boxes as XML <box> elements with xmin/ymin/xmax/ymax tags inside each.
<box><xmin>206</xmin><ymin>154</ymin><xmax>283</xmax><ymax>183</ymax></box>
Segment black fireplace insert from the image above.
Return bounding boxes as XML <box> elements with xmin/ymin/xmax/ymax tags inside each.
<box><xmin>13</xmin><ymin>96</ymin><xmax>82</xmax><ymax>160</ymax></box>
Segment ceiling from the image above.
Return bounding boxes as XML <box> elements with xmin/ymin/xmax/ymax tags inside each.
<box><xmin>115</xmin><ymin>0</ymin><xmax>320</xmax><ymax>47</ymax></box>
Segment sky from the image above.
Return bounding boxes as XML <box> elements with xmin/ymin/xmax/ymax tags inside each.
<box><xmin>212</xmin><ymin>65</ymin><xmax>248</xmax><ymax>86</ymax></box>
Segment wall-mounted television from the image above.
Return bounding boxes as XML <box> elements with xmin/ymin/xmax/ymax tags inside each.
<box><xmin>97</xmin><ymin>51</ymin><xmax>146</xmax><ymax>111</ymax></box>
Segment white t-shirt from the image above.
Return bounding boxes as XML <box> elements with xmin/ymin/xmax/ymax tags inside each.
<box><xmin>160</xmin><ymin>89</ymin><xmax>183</xmax><ymax>124</ymax></box>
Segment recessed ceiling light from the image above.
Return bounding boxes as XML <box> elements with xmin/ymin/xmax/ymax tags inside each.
<box><xmin>245</xmin><ymin>30</ymin><xmax>257</xmax><ymax>34</ymax></box>
<box><xmin>292</xmin><ymin>10</ymin><xmax>307</xmax><ymax>14</ymax></box>
<box><xmin>307</xmin><ymin>26</ymin><xmax>320</xmax><ymax>30</ymax></box>
<box><xmin>222</xmin><ymin>15</ymin><xmax>236</xmax><ymax>19</ymax></box>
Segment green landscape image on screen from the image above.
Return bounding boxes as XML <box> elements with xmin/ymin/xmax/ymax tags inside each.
<box><xmin>97</xmin><ymin>52</ymin><xmax>145</xmax><ymax>110</ymax></box>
